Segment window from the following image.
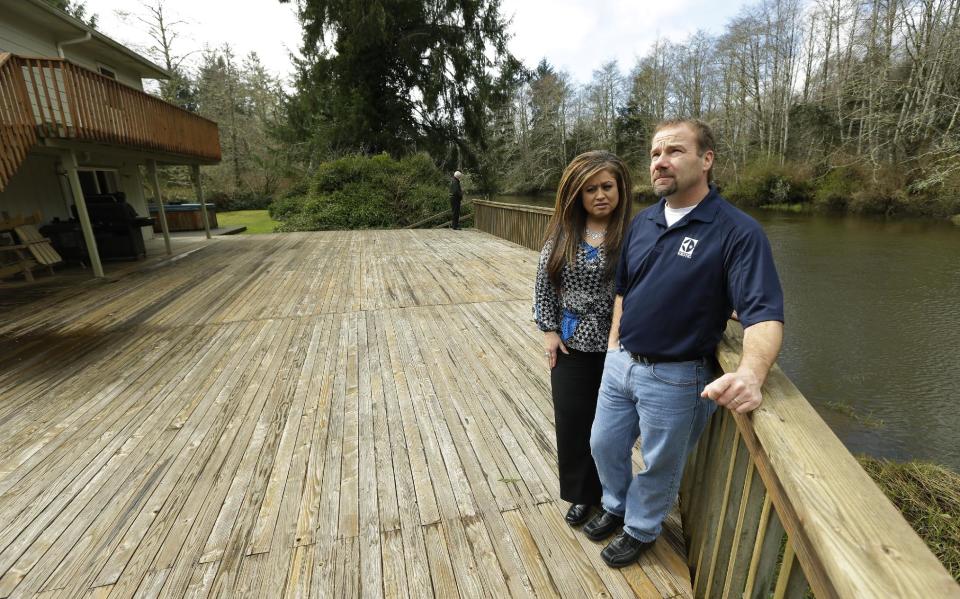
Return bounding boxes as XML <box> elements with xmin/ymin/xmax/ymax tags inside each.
<box><xmin>77</xmin><ymin>171</ymin><xmax>98</xmax><ymax>196</ymax></box>
<box><xmin>98</xmin><ymin>65</ymin><xmax>116</xmax><ymax>80</ymax></box>
<box><xmin>95</xmin><ymin>170</ymin><xmax>117</xmax><ymax>193</ymax></box>
<box><xmin>76</xmin><ymin>169</ymin><xmax>119</xmax><ymax>197</ymax></box>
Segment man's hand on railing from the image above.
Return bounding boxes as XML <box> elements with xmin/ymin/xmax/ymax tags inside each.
<box><xmin>703</xmin><ymin>319</ymin><xmax>783</xmax><ymax>413</ymax></box>
<box><xmin>701</xmin><ymin>368</ymin><xmax>763</xmax><ymax>413</ymax></box>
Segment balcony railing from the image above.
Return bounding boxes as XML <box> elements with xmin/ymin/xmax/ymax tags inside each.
<box><xmin>0</xmin><ymin>52</ymin><xmax>220</xmax><ymax>191</ymax></box>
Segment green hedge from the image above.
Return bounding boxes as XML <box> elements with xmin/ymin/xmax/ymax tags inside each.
<box><xmin>206</xmin><ymin>191</ymin><xmax>273</xmax><ymax>212</ymax></box>
<box><xmin>269</xmin><ymin>153</ymin><xmax>450</xmax><ymax>231</ymax></box>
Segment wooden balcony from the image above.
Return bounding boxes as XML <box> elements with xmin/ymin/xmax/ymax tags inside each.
<box><xmin>0</xmin><ymin>52</ymin><xmax>220</xmax><ymax>191</ymax></box>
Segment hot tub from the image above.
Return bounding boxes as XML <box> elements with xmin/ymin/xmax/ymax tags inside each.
<box><xmin>148</xmin><ymin>203</ymin><xmax>218</xmax><ymax>232</ymax></box>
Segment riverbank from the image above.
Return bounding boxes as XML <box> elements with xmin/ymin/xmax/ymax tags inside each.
<box><xmin>860</xmin><ymin>456</ymin><xmax>960</xmax><ymax>581</ymax></box>
<box><xmin>499</xmin><ymin>185</ymin><xmax>960</xmax><ymax>224</ymax></box>
<box><xmin>758</xmin><ymin>202</ymin><xmax>960</xmax><ymax>225</ymax></box>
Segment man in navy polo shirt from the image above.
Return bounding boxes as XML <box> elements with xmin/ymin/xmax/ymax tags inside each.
<box><xmin>583</xmin><ymin>119</ymin><xmax>785</xmax><ymax>568</ymax></box>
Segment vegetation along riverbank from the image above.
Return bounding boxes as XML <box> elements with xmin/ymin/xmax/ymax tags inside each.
<box><xmin>123</xmin><ymin>0</ymin><xmax>960</xmax><ymax>222</ymax></box>
<box><xmin>859</xmin><ymin>457</ymin><xmax>960</xmax><ymax>582</ymax></box>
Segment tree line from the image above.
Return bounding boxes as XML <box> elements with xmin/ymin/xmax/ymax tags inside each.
<box><xmin>277</xmin><ymin>0</ymin><xmax>960</xmax><ymax>216</ymax></box>
<box><xmin>136</xmin><ymin>0</ymin><xmax>289</xmax><ymax>208</ymax></box>
<box><xmin>485</xmin><ymin>0</ymin><xmax>960</xmax><ymax>215</ymax></box>
<box><xmin>48</xmin><ymin>0</ymin><xmax>960</xmax><ymax>217</ymax></box>
<box><xmin>41</xmin><ymin>0</ymin><xmax>290</xmax><ymax>209</ymax></box>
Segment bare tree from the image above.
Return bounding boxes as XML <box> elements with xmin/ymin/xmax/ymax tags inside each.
<box><xmin>116</xmin><ymin>0</ymin><xmax>196</xmax><ymax>106</ymax></box>
<box><xmin>484</xmin><ymin>0</ymin><xmax>960</xmax><ymax>210</ymax></box>
<box><xmin>586</xmin><ymin>61</ymin><xmax>624</xmax><ymax>149</ymax></box>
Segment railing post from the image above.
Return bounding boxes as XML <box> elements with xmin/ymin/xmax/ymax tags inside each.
<box><xmin>147</xmin><ymin>159</ymin><xmax>172</xmax><ymax>255</ymax></box>
<box><xmin>191</xmin><ymin>164</ymin><xmax>211</xmax><ymax>239</ymax></box>
<box><xmin>62</xmin><ymin>150</ymin><xmax>103</xmax><ymax>278</ymax></box>
<box><xmin>677</xmin><ymin>320</ymin><xmax>960</xmax><ymax>598</ymax></box>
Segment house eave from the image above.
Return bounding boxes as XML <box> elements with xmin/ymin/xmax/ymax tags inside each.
<box><xmin>20</xmin><ymin>0</ymin><xmax>172</xmax><ymax>80</ymax></box>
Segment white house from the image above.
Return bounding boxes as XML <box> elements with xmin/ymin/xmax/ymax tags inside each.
<box><xmin>1</xmin><ymin>0</ymin><xmax>221</xmax><ymax>278</ymax></box>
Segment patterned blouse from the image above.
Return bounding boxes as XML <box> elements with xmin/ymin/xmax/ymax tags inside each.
<box><xmin>533</xmin><ymin>239</ymin><xmax>616</xmax><ymax>353</ymax></box>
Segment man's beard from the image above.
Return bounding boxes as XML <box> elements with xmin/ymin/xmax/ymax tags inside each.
<box><xmin>653</xmin><ymin>175</ymin><xmax>677</xmax><ymax>196</ymax></box>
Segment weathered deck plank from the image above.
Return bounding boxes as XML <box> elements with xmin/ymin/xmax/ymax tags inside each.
<box><xmin>0</xmin><ymin>230</ymin><xmax>692</xmax><ymax>597</ymax></box>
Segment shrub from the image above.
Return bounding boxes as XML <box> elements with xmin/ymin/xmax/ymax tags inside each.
<box><xmin>272</xmin><ymin>153</ymin><xmax>450</xmax><ymax>231</ymax></box>
<box><xmin>268</xmin><ymin>195</ymin><xmax>306</xmax><ymax>220</ymax></box>
<box><xmin>813</xmin><ymin>165</ymin><xmax>866</xmax><ymax>212</ymax></box>
<box><xmin>206</xmin><ymin>191</ymin><xmax>273</xmax><ymax>212</ymax></box>
<box><xmin>281</xmin><ymin>177</ymin><xmax>310</xmax><ymax>199</ymax></box>
<box><xmin>848</xmin><ymin>185</ymin><xmax>910</xmax><ymax>216</ymax></box>
<box><xmin>633</xmin><ymin>183</ymin><xmax>658</xmax><ymax>204</ymax></box>
<box><xmin>815</xmin><ymin>164</ymin><xmax>952</xmax><ymax>217</ymax></box>
<box><xmin>907</xmin><ymin>164</ymin><xmax>960</xmax><ymax>218</ymax></box>
<box><xmin>724</xmin><ymin>160</ymin><xmax>813</xmax><ymax>207</ymax></box>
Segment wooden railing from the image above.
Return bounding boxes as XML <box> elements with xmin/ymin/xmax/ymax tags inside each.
<box><xmin>0</xmin><ymin>52</ymin><xmax>220</xmax><ymax>191</ymax></box>
<box><xmin>0</xmin><ymin>54</ymin><xmax>39</xmax><ymax>192</ymax></box>
<box><xmin>474</xmin><ymin>199</ymin><xmax>960</xmax><ymax>598</ymax></box>
<box><xmin>404</xmin><ymin>199</ymin><xmax>475</xmax><ymax>229</ymax></box>
<box><xmin>682</xmin><ymin>323</ymin><xmax>959</xmax><ymax>598</ymax></box>
<box><xmin>473</xmin><ymin>199</ymin><xmax>553</xmax><ymax>250</ymax></box>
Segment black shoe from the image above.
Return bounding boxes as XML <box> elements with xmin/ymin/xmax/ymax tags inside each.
<box><xmin>583</xmin><ymin>510</ymin><xmax>623</xmax><ymax>541</ymax></box>
<box><xmin>601</xmin><ymin>531</ymin><xmax>654</xmax><ymax>568</ymax></box>
<box><xmin>564</xmin><ymin>504</ymin><xmax>592</xmax><ymax>526</ymax></box>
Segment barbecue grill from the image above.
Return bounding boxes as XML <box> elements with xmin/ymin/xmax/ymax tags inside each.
<box><xmin>41</xmin><ymin>193</ymin><xmax>154</xmax><ymax>261</ymax></box>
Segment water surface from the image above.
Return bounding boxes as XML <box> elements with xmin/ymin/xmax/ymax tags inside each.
<box><xmin>495</xmin><ymin>195</ymin><xmax>960</xmax><ymax>470</ymax></box>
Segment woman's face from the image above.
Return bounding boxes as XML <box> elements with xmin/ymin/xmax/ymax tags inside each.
<box><xmin>580</xmin><ymin>169</ymin><xmax>619</xmax><ymax>220</ymax></box>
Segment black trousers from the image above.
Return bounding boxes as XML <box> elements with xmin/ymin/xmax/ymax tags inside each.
<box><xmin>450</xmin><ymin>197</ymin><xmax>461</xmax><ymax>229</ymax></box>
<box><xmin>551</xmin><ymin>348</ymin><xmax>605</xmax><ymax>504</ymax></box>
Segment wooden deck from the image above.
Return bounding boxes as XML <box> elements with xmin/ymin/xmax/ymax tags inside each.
<box><xmin>0</xmin><ymin>230</ymin><xmax>692</xmax><ymax>598</ymax></box>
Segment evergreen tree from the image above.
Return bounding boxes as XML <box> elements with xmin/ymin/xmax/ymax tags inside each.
<box><xmin>42</xmin><ymin>0</ymin><xmax>98</xmax><ymax>28</ymax></box>
<box><xmin>194</xmin><ymin>46</ymin><xmax>286</xmax><ymax>200</ymax></box>
<box><xmin>280</xmin><ymin>0</ymin><xmax>523</xmax><ymax>166</ymax></box>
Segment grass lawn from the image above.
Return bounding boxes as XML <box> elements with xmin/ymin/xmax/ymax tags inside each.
<box><xmin>217</xmin><ymin>210</ymin><xmax>279</xmax><ymax>234</ymax></box>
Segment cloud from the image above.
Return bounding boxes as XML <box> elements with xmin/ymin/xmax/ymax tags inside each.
<box><xmin>87</xmin><ymin>0</ymin><xmax>750</xmax><ymax>88</ymax></box>
<box><xmin>88</xmin><ymin>0</ymin><xmax>302</xmax><ymax>85</ymax></box>
<box><xmin>500</xmin><ymin>0</ymin><xmax>750</xmax><ymax>83</ymax></box>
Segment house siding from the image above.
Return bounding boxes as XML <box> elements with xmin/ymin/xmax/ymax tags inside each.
<box><xmin>0</xmin><ymin>14</ymin><xmax>145</xmax><ymax>90</ymax></box>
<box><xmin>0</xmin><ymin>153</ymin><xmax>68</xmax><ymax>222</ymax></box>
<box><xmin>0</xmin><ymin>151</ymin><xmax>155</xmax><ymax>241</ymax></box>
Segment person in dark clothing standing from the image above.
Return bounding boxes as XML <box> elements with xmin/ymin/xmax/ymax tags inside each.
<box><xmin>586</xmin><ymin>119</ymin><xmax>784</xmax><ymax>569</ymax></box>
<box><xmin>533</xmin><ymin>151</ymin><xmax>633</xmax><ymax>528</ymax></box>
<box><xmin>449</xmin><ymin>171</ymin><xmax>463</xmax><ymax>230</ymax></box>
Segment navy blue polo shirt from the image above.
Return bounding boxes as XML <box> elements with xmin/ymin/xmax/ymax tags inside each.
<box><xmin>615</xmin><ymin>188</ymin><xmax>784</xmax><ymax>360</ymax></box>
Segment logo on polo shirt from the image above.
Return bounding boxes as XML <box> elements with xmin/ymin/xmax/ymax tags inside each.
<box><xmin>678</xmin><ymin>237</ymin><xmax>699</xmax><ymax>258</ymax></box>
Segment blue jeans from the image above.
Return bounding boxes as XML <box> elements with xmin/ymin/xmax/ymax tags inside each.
<box><xmin>590</xmin><ymin>348</ymin><xmax>717</xmax><ymax>542</ymax></box>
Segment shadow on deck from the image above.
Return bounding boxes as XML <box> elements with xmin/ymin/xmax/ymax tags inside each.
<box><xmin>0</xmin><ymin>230</ymin><xmax>691</xmax><ymax>598</ymax></box>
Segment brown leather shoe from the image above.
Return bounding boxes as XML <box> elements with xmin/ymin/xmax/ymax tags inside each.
<box><xmin>583</xmin><ymin>510</ymin><xmax>623</xmax><ymax>541</ymax></box>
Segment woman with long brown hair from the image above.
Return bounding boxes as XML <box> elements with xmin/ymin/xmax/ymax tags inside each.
<box><xmin>533</xmin><ymin>151</ymin><xmax>633</xmax><ymax>526</ymax></box>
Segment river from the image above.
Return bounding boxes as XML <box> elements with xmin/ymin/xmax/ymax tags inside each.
<box><xmin>492</xmin><ymin>195</ymin><xmax>960</xmax><ymax>471</ymax></box>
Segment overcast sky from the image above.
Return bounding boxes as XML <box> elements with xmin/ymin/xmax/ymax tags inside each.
<box><xmin>86</xmin><ymin>0</ymin><xmax>753</xmax><ymax>85</ymax></box>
